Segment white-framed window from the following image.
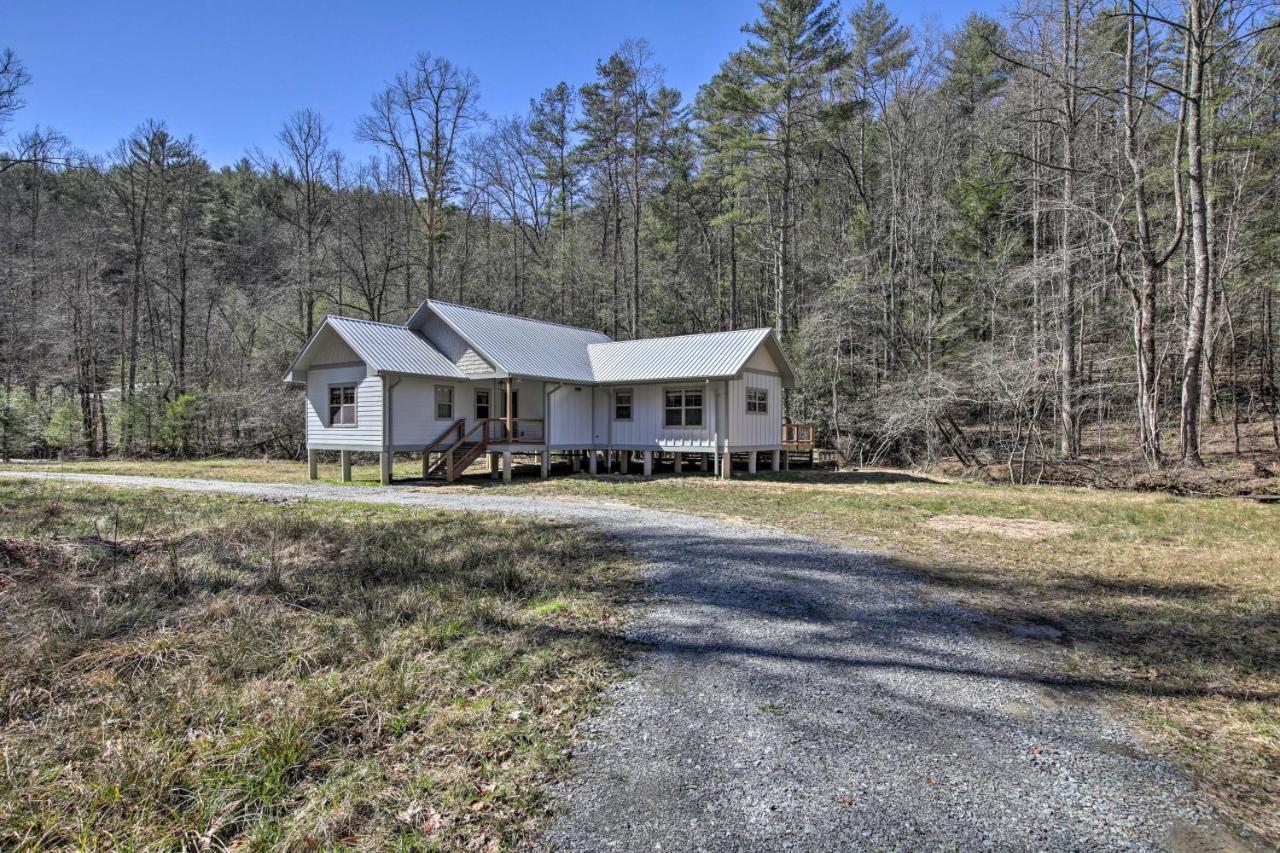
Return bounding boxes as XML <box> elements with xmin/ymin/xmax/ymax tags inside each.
<box><xmin>746</xmin><ymin>387</ymin><xmax>768</xmax><ymax>414</ymax></box>
<box><xmin>475</xmin><ymin>388</ymin><xmax>490</xmax><ymax>420</ymax></box>
<box><xmin>435</xmin><ymin>385</ymin><xmax>454</xmax><ymax>420</ymax></box>
<box><xmin>328</xmin><ymin>384</ymin><xmax>356</xmax><ymax>427</ymax></box>
<box><xmin>664</xmin><ymin>388</ymin><xmax>703</xmax><ymax>427</ymax></box>
<box><xmin>614</xmin><ymin>388</ymin><xmax>633</xmax><ymax>421</ymax></box>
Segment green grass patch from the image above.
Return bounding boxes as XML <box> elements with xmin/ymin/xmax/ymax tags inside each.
<box><xmin>0</xmin><ymin>479</ymin><xmax>635</xmax><ymax>849</ymax></box>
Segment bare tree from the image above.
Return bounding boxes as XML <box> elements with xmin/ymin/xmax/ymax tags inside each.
<box><xmin>358</xmin><ymin>53</ymin><xmax>482</xmax><ymax>304</ymax></box>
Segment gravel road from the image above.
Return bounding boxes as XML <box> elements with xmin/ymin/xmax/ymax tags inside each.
<box><xmin>1</xmin><ymin>471</ymin><xmax>1234</xmax><ymax>851</ymax></box>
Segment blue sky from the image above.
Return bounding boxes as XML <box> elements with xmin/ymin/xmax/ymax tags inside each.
<box><xmin>7</xmin><ymin>0</ymin><xmax>999</xmax><ymax>167</ymax></box>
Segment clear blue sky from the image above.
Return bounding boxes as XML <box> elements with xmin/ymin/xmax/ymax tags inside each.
<box><xmin>7</xmin><ymin>0</ymin><xmax>998</xmax><ymax>167</ymax></box>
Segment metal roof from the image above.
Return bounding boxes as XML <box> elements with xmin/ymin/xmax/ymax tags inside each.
<box><xmin>422</xmin><ymin>300</ymin><xmax>611</xmax><ymax>382</ymax></box>
<box><xmin>587</xmin><ymin>328</ymin><xmax>785</xmax><ymax>384</ymax></box>
<box><xmin>287</xmin><ymin>315</ymin><xmax>466</xmax><ymax>380</ymax></box>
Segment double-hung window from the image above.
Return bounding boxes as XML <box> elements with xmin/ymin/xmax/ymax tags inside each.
<box><xmin>746</xmin><ymin>387</ymin><xmax>768</xmax><ymax>414</ymax></box>
<box><xmin>328</xmin><ymin>384</ymin><xmax>356</xmax><ymax>426</ymax></box>
<box><xmin>664</xmin><ymin>388</ymin><xmax>703</xmax><ymax>427</ymax></box>
<box><xmin>614</xmin><ymin>388</ymin><xmax>633</xmax><ymax>421</ymax></box>
<box><xmin>435</xmin><ymin>386</ymin><xmax>454</xmax><ymax>420</ymax></box>
<box><xmin>475</xmin><ymin>388</ymin><xmax>490</xmax><ymax>420</ymax></box>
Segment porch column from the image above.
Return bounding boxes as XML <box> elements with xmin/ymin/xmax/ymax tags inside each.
<box><xmin>307</xmin><ymin>448</ymin><xmax>318</xmax><ymax>480</ymax></box>
<box><xmin>379</xmin><ymin>451</ymin><xmax>392</xmax><ymax>486</ymax></box>
<box><xmin>771</xmin><ymin>450</ymin><xmax>781</xmax><ymax>472</ymax></box>
<box><xmin>502</xmin><ymin>450</ymin><xmax>513</xmax><ymax>483</ymax></box>
<box><xmin>700</xmin><ymin>453</ymin><xmax>709</xmax><ymax>472</ymax></box>
<box><xmin>673</xmin><ymin>452</ymin><xmax>683</xmax><ymax>472</ymax></box>
<box><xmin>588</xmin><ymin>450</ymin><xmax>599</xmax><ymax>475</ymax></box>
<box><xmin>747</xmin><ymin>452</ymin><xmax>757</xmax><ymax>475</ymax></box>
<box><xmin>340</xmin><ymin>450</ymin><xmax>352</xmax><ymax>482</ymax></box>
<box><xmin>642</xmin><ymin>450</ymin><xmax>653</xmax><ymax>478</ymax></box>
<box><xmin>540</xmin><ymin>450</ymin><xmax>550</xmax><ymax>480</ymax></box>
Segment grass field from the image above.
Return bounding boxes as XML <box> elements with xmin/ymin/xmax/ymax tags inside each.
<box><xmin>4</xmin><ymin>457</ymin><xmax>1279</xmax><ymax>841</ymax></box>
<box><xmin>0</xmin><ymin>478</ymin><xmax>634</xmax><ymax>849</ymax></box>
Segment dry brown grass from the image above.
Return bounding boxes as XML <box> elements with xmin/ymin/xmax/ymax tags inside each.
<box><xmin>0</xmin><ymin>479</ymin><xmax>635</xmax><ymax>850</ymax></box>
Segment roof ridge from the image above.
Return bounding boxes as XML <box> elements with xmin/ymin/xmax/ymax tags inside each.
<box><xmin>427</xmin><ymin>299</ymin><xmax>607</xmax><ymax>337</ymax></box>
<box><xmin>326</xmin><ymin>314</ymin><xmax>412</xmax><ymax>330</ymax></box>
<box><xmin>589</xmin><ymin>327</ymin><xmax>770</xmax><ymax>346</ymax></box>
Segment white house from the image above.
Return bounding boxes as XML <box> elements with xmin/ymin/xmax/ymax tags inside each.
<box><xmin>283</xmin><ymin>300</ymin><xmax>810</xmax><ymax>484</ymax></box>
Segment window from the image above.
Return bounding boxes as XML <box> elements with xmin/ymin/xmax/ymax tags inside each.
<box><xmin>746</xmin><ymin>387</ymin><xmax>768</xmax><ymax>414</ymax></box>
<box><xmin>328</xmin><ymin>384</ymin><xmax>356</xmax><ymax>427</ymax></box>
<box><xmin>664</xmin><ymin>388</ymin><xmax>703</xmax><ymax>427</ymax></box>
<box><xmin>475</xmin><ymin>388</ymin><xmax>490</xmax><ymax>420</ymax></box>
<box><xmin>614</xmin><ymin>388</ymin><xmax>633</xmax><ymax>421</ymax></box>
<box><xmin>435</xmin><ymin>385</ymin><xmax>454</xmax><ymax>420</ymax></box>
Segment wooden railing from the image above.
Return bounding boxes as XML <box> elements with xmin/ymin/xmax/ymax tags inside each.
<box><xmin>485</xmin><ymin>418</ymin><xmax>545</xmax><ymax>444</ymax></box>
<box><xmin>782</xmin><ymin>422</ymin><xmax>816</xmax><ymax>450</ymax></box>
<box><xmin>424</xmin><ymin>417</ymin><xmax>490</xmax><ymax>481</ymax></box>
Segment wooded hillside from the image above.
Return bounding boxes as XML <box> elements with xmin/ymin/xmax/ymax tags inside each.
<box><xmin>1</xmin><ymin>0</ymin><xmax>1276</xmax><ymax>480</ymax></box>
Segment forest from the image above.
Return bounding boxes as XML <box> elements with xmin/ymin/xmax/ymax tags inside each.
<box><xmin>0</xmin><ymin>0</ymin><xmax>1277</xmax><ymax>485</ymax></box>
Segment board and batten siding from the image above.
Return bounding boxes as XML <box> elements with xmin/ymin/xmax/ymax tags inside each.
<box><xmin>727</xmin><ymin>371</ymin><xmax>783</xmax><ymax>448</ymax></box>
<box><xmin>548</xmin><ymin>384</ymin><xmax>593</xmax><ymax>447</ymax></box>
<box><xmin>305</xmin><ymin>363</ymin><xmax>383</xmax><ymax>450</ymax></box>
<box><xmin>593</xmin><ymin>382</ymin><xmax>722</xmax><ymax>451</ymax></box>
<box><xmin>726</xmin><ymin>341</ymin><xmax>784</xmax><ymax>449</ymax></box>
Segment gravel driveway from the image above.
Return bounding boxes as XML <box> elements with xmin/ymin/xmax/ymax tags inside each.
<box><xmin>2</xmin><ymin>472</ymin><xmax>1233</xmax><ymax>851</ymax></box>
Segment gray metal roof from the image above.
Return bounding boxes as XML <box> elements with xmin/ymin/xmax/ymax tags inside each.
<box><xmin>287</xmin><ymin>315</ymin><xmax>466</xmax><ymax>380</ymax></box>
<box><xmin>422</xmin><ymin>300</ymin><xmax>610</xmax><ymax>382</ymax></box>
<box><xmin>587</xmin><ymin>328</ymin><xmax>782</xmax><ymax>384</ymax></box>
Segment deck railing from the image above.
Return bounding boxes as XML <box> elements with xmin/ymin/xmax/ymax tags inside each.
<box><xmin>782</xmin><ymin>422</ymin><xmax>816</xmax><ymax>450</ymax></box>
<box><xmin>485</xmin><ymin>417</ymin><xmax>545</xmax><ymax>444</ymax></box>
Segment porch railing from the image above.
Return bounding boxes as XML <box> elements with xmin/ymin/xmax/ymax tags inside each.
<box><xmin>485</xmin><ymin>417</ymin><xmax>545</xmax><ymax>444</ymax></box>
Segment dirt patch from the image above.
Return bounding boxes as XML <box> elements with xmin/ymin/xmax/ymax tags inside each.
<box><xmin>925</xmin><ymin>514</ymin><xmax>1079</xmax><ymax>540</ymax></box>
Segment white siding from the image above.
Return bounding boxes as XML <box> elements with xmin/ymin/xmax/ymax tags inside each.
<box><xmin>306</xmin><ymin>331</ymin><xmax>361</xmax><ymax>366</ymax></box>
<box><xmin>390</xmin><ymin>378</ymin><xmax>498</xmax><ymax>450</ymax></box>
<box><xmin>727</xmin><ymin>371</ymin><xmax>783</xmax><ymax>448</ymax></box>
<box><xmin>306</xmin><ymin>363</ymin><xmax>382</xmax><ymax>449</ymax></box>
<box><xmin>548</xmin><ymin>385</ymin><xmax>593</xmax><ymax>447</ymax></box>
<box><xmin>594</xmin><ymin>383</ymin><xmax>723</xmax><ymax>451</ymax></box>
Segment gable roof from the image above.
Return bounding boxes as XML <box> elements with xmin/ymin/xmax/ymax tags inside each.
<box><xmin>412</xmin><ymin>300</ymin><xmax>611</xmax><ymax>383</ymax></box>
<box><xmin>284</xmin><ymin>315</ymin><xmax>466</xmax><ymax>382</ymax></box>
<box><xmin>587</xmin><ymin>328</ymin><xmax>797</xmax><ymax>386</ymax></box>
<box><xmin>286</xmin><ymin>304</ymin><xmax>797</xmax><ymax>387</ymax></box>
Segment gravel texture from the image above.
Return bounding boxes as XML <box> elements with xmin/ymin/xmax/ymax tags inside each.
<box><xmin>1</xmin><ymin>472</ymin><xmax>1231</xmax><ymax>851</ymax></box>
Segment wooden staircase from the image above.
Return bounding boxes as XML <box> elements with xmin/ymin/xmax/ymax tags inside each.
<box><xmin>422</xmin><ymin>419</ymin><xmax>488</xmax><ymax>483</ymax></box>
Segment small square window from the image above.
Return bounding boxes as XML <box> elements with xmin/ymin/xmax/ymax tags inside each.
<box><xmin>435</xmin><ymin>386</ymin><xmax>454</xmax><ymax>420</ymax></box>
<box><xmin>747</xmin><ymin>388</ymin><xmax>768</xmax><ymax>414</ymax></box>
<box><xmin>328</xmin><ymin>384</ymin><xmax>356</xmax><ymax>426</ymax></box>
<box><xmin>614</xmin><ymin>388</ymin><xmax>633</xmax><ymax>421</ymax></box>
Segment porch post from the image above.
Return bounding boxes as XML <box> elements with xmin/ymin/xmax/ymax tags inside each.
<box><xmin>642</xmin><ymin>450</ymin><xmax>653</xmax><ymax>478</ymax></box>
<box><xmin>700</xmin><ymin>453</ymin><xmax>709</xmax><ymax>472</ymax></box>
<box><xmin>489</xmin><ymin>452</ymin><xmax>500</xmax><ymax>479</ymax></box>
<box><xmin>505</xmin><ymin>378</ymin><xmax>514</xmax><ymax>442</ymax></box>
<box><xmin>588</xmin><ymin>450</ymin><xmax>599</xmax><ymax>475</ymax></box>
<box><xmin>540</xmin><ymin>450</ymin><xmax>550</xmax><ymax>480</ymax></box>
<box><xmin>771</xmin><ymin>450</ymin><xmax>781</xmax><ymax>472</ymax></box>
<box><xmin>673</xmin><ymin>452</ymin><xmax>683</xmax><ymax>472</ymax></box>
<box><xmin>379</xmin><ymin>451</ymin><xmax>392</xmax><ymax>486</ymax></box>
<box><xmin>307</xmin><ymin>448</ymin><xmax>318</xmax><ymax>480</ymax></box>
<box><xmin>747</xmin><ymin>452</ymin><xmax>757</xmax><ymax>475</ymax></box>
<box><xmin>340</xmin><ymin>450</ymin><xmax>352</xmax><ymax>482</ymax></box>
<box><xmin>502</xmin><ymin>449</ymin><xmax>513</xmax><ymax>483</ymax></box>
<box><xmin>571</xmin><ymin>451</ymin><xmax>582</xmax><ymax>473</ymax></box>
